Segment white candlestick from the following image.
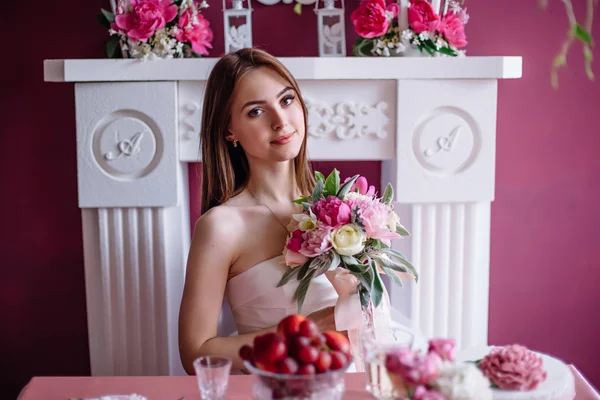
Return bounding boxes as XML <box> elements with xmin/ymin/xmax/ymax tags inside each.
<box><xmin>431</xmin><ymin>0</ymin><xmax>441</xmax><ymax>15</ymax></box>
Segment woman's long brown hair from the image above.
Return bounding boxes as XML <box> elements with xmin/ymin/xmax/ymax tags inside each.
<box><xmin>200</xmin><ymin>48</ymin><xmax>315</xmax><ymax>214</ymax></box>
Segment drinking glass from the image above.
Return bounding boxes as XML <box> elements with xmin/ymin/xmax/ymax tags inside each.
<box><xmin>193</xmin><ymin>356</ymin><xmax>232</xmax><ymax>400</ymax></box>
<box><xmin>360</xmin><ymin>325</ymin><xmax>415</xmax><ymax>400</ymax></box>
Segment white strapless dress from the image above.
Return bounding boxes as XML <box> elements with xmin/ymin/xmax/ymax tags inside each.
<box><xmin>225</xmin><ymin>255</ymin><xmax>338</xmax><ymax>334</ymax></box>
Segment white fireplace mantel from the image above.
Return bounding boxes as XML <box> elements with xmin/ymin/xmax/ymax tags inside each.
<box><xmin>44</xmin><ymin>56</ymin><xmax>522</xmax><ymax>377</ymax></box>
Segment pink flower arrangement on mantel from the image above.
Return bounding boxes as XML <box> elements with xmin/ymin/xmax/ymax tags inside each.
<box><xmin>351</xmin><ymin>0</ymin><xmax>469</xmax><ymax>57</ymax></box>
<box><xmin>479</xmin><ymin>344</ymin><xmax>548</xmax><ymax>390</ymax></box>
<box><xmin>97</xmin><ymin>0</ymin><xmax>213</xmax><ymax>60</ymax></box>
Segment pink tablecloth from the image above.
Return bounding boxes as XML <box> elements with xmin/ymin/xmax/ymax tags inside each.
<box><xmin>18</xmin><ymin>368</ymin><xmax>600</xmax><ymax>400</ymax></box>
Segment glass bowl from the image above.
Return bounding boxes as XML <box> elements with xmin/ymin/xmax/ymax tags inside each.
<box><xmin>243</xmin><ymin>361</ymin><xmax>349</xmax><ymax>400</ymax></box>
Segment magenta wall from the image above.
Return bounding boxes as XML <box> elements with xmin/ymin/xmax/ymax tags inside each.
<box><xmin>2</xmin><ymin>0</ymin><xmax>599</xmax><ymax>397</ymax></box>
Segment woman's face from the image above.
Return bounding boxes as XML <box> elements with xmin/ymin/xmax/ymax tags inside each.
<box><xmin>228</xmin><ymin>67</ymin><xmax>305</xmax><ymax>163</ymax></box>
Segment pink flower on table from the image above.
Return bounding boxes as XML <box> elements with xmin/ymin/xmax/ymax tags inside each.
<box><xmin>407</xmin><ymin>0</ymin><xmax>440</xmax><ymax>34</ymax></box>
<box><xmin>428</xmin><ymin>338</ymin><xmax>456</xmax><ymax>362</ymax></box>
<box><xmin>113</xmin><ymin>0</ymin><xmax>178</xmax><ymax>42</ymax></box>
<box><xmin>478</xmin><ymin>344</ymin><xmax>547</xmax><ymax>390</ymax></box>
<box><xmin>413</xmin><ymin>386</ymin><xmax>445</xmax><ymax>400</ymax></box>
<box><xmin>175</xmin><ymin>9</ymin><xmax>214</xmax><ymax>55</ymax></box>
<box><xmin>345</xmin><ymin>176</ymin><xmax>376</xmax><ymax>196</ymax></box>
<box><xmin>350</xmin><ymin>0</ymin><xmax>398</xmax><ymax>39</ymax></box>
<box><xmin>299</xmin><ymin>225</ymin><xmax>334</xmax><ymax>257</ymax></box>
<box><xmin>312</xmin><ymin>196</ymin><xmax>351</xmax><ymax>228</ymax></box>
<box><xmin>385</xmin><ymin>348</ymin><xmax>440</xmax><ymax>386</ymax></box>
<box><xmin>439</xmin><ymin>12</ymin><xmax>467</xmax><ymax>48</ymax></box>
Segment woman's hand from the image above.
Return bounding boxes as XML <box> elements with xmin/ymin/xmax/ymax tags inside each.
<box><xmin>306</xmin><ymin>306</ymin><xmax>337</xmax><ymax>332</ymax></box>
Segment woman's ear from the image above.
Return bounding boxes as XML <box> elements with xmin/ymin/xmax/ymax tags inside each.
<box><xmin>226</xmin><ymin>130</ymin><xmax>236</xmax><ymax>142</ymax></box>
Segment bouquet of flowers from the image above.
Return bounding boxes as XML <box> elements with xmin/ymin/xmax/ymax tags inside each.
<box><xmin>277</xmin><ymin>169</ymin><xmax>417</xmax><ymax>312</ymax></box>
<box><xmin>97</xmin><ymin>0</ymin><xmax>213</xmax><ymax>60</ymax></box>
<box><xmin>384</xmin><ymin>338</ymin><xmax>493</xmax><ymax>399</ymax></box>
<box><xmin>351</xmin><ymin>0</ymin><xmax>469</xmax><ymax>57</ymax></box>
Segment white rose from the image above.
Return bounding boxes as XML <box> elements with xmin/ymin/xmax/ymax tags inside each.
<box><xmin>331</xmin><ymin>224</ymin><xmax>365</xmax><ymax>256</ymax></box>
<box><xmin>432</xmin><ymin>362</ymin><xmax>493</xmax><ymax>400</ymax></box>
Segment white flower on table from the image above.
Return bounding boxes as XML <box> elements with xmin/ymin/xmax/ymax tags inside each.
<box><xmin>431</xmin><ymin>362</ymin><xmax>493</xmax><ymax>400</ymax></box>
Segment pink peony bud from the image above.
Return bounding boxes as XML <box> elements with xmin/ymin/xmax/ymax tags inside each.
<box><xmin>428</xmin><ymin>338</ymin><xmax>456</xmax><ymax>362</ymax></box>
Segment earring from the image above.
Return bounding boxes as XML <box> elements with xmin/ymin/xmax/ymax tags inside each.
<box><xmin>233</xmin><ymin>140</ymin><xmax>238</xmax><ymax>148</ymax></box>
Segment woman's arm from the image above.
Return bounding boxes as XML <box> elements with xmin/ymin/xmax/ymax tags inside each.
<box><xmin>178</xmin><ymin>207</ymin><xmax>276</xmax><ymax>373</ymax></box>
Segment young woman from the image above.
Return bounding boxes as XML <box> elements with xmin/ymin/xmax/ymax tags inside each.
<box><xmin>178</xmin><ymin>48</ymin><xmax>343</xmax><ymax>374</ymax></box>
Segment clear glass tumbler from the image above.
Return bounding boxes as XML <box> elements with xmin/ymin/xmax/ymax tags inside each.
<box><xmin>360</xmin><ymin>325</ymin><xmax>415</xmax><ymax>400</ymax></box>
<box><xmin>193</xmin><ymin>356</ymin><xmax>232</xmax><ymax>400</ymax></box>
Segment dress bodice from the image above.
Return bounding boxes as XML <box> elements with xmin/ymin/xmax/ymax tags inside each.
<box><xmin>225</xmin><ymin>256</ymin><xmax>338</xmax><ymax>334</ymax></box>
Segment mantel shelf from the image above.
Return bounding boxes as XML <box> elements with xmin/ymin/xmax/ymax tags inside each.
<box><xmin>44</xmin><ymin>56</ymin><xmax>522</xmax><ymax>82</ymax></box>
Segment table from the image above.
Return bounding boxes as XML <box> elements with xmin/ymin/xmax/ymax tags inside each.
<box><xmin>18</xmin><ymin>369</ymin><xmax>600</xmax><ymax>400</ymax></box>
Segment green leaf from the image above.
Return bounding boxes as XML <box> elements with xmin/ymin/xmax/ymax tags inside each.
<box><xmin>372</xmin><ymin>255</ymin><xmax>408</xmax><ymax>273</ymax></box>
<box><xmin>324</xmin><ymin>251</ymin><xmax>340</xmax><ymax>275</ymax></box>
<box><xmin>293</xmin><ymin>2</ymin><xmax>302</xmax><ymax>15</ymax></box>
<box><xmin>584</xmin><ymin>45</ymin><xmax>595</xmax><ymax>81</ymax></box>
<box><xmin>341</xmin><ymin>255</ymin><xmax>360</xmax><ymax>266</ymax></box>
<box><xmin>351</xmin><ymin>270</ymin><xmax>373</xmax><ymax>295</ymax></box>
<box><xmin>353</xmin><ymin>37</ymin><xmax>374</xmax><ymax>57</ymax></box>
<box><xmin>438</xmin><ymin>46</ymin><xmax>458</xmax><ymax>57</ymax></box>
<box><xmin>301</xmin><ymin>202</ymin><xmax>313</xmax><ymax>212</ymax></box>
<box><xmin>345</xmin><ymin>262</ymin><xmax>370</xmax><ymax>274</ymax></box>
<box><xmin>96</xmin><ymin>12</ymin><xmax>111</xmax><ymax>29</ymax></box>
<box><xmin>315</xmin><ymin>171</ymin><xmax>325</xmax><ymax>183</ymax></box>
<box><xmin>337</xmin><ymin>174</ymin><xmax>359</xmax><ymax>200</ymax></box>
<box><xmin>293</xmin><ymin>195</ymin><xmax>310</xmax><ymax>205</ymax></box>
<box><xmin>371</xmin><ymin>259</ymin><xmax>384</xmax><ymax>308</ymax></box>
<box><xmin>312</xmin><ymin>180</ymin><xmax>324</xmax><ymax>203</ymax></box>
<box><xmin>294</xmin><ymin>270</ymin><xmax>315</xmax><ymax>313</ymax></box>
<box><xmin>380</xmin><ymin>249</ymin><xmax>418</xmax><ymax>282</ymax></box>
<box><xmin>572</xmin><ymin>23</ymin><xmax>593</xmax><ymax>45</ymax></box>
<box><xmin>101</xmin><ymin>8</ymin><xmax>115</xmax><ymax>23</ymax></box>
<box><xmin>276</xmin><ymin>266</ymin><xmax>300</xmax><ymax>287</ymax></box>
<box><xmin>324</xmin><ymin>169</ymin><xmax>340</xmax><ymax>198</ymax></box>
<box><xmin>296</xmin><ymin>261</ymin><xmax>310</xmax><ymax>280</ymax></box>
<box><xmin>381</xmin><ymin>265</ymin><xmax>404</xmax><ymax>287</ymax></box>
<box><xmin>106</xmin><ymin>36</ymin><xmax>120</xmax><ymax>59</ymax></box>
<box><xmin>368</xmin><ymin>239</ymin><xmax>387</xmax><ymax>249</ymax></box>
<box><xmin>396</xmin><ymin>222</ymin><xmax>410</xmax><ymax>237</ymax></box>
<box><xmin>382</xmin><ymin>183</ymin><xmax>394</xmax><ymax>204</ymax></box>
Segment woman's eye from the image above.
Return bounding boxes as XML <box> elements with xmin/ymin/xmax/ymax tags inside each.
<box><xmin>281</xmin><ymin>95</ymin><xmax>295</xmax><ymax>106</ymax></box>
<box><xmin>248</xmin><ymin>108</ymin><xmax>263</xmax><ymax>117</ymax></box>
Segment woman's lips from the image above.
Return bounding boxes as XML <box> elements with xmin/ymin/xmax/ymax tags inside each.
<box><xmin>271</xmin><ymin>131</ymin><xmax>295</xmax><ymax>145</ymax></box>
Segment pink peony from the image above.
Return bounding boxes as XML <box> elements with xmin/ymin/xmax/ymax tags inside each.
<box><xmin>350</xmin><ymin>0</ymin><xmax>398</xmax><ymax>39</ymax></box>
<box><xmin>479</xmin><ymin>345</ymin><xmax>547</xmax><ymax>390</ymax></box>
<box><xmin>428</xmin><ymin>338</ymin><xmax>456</xmax><ymax>362</ymax></box>
<box><xmin>345</xmin><ymin>176</ymin><xmax>376</xmax><ymax>196</ymax></box>
<box><xmin>175</xmin><ymin>9</ymin><xmax>213</xmax><ymax>55</ymax></box>
<box><xmin>113</xmin><ymin>0</ymin><xmax>178</xmax><ymax>42</ymax></box>
<box><xmin>299</xmin><ymin>225</ymin><xmax>334</xmax><ymax>257</ymax></box>
<box><xmin>407</xmin><ymin>0</ymin><xmax>440</xmax><ymax>34</ymax></box>
<box><xmin>312</xmin><ymin>196</ymin><xmax>351</xmax><ymax>228</ymax></box>
<box><xmin>346</xmin><ymin>194</ymin><xmax>399</xmax><ymax>241</ymax></box>
<box><xmin>286</xmin><ymin>229</ymin><xmax>304</xmax><ymax>253</ymax></box>
<box><xmin>413</xmin><ymin>386</ymin><xmax>445</xmax><ymax>400</ymax></box>
<box><xmin>385</xmin><ymin>348</ymin><xmax>440</xmax><ymax>386</ymax></box>
<box><xmin>440</xmin><ymin>12</ymin><xmax>467</xmax><ymax>48</ymax></box>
